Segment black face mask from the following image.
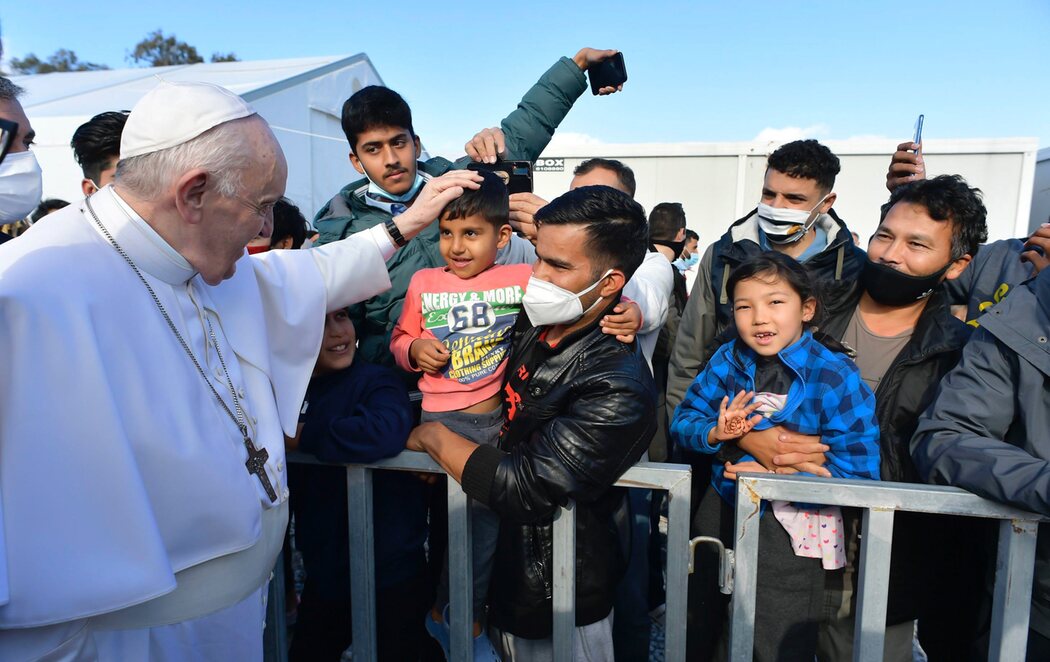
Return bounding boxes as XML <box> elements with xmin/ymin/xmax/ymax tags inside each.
<box><xmin>861</xmin><ymin>259</ymin><xmax>952</xmax><ymax>307</ymax></box>
<box><xmin>652</xmin><ymin>239</ymin><xmax>686</xmax><ymax>257</ymax></box>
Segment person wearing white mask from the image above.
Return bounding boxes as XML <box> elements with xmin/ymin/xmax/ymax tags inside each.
<box><xmin>0</xmin><ymin>79</ymin><xmax>481</xmax><ymax>661</ymax></box>
<box><xmin>407</xmin><ymin>185</ymin><xmax>657</xmax><ymax>661</ymax></box>
<box><xmin>0</xmin><ymin>77</ymin><xmax>42</xmax><ymax>244</ymax></box>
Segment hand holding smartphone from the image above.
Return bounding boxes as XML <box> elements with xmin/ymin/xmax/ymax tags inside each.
<box><xmin>588</xmin><ymin>52</ymin><xmax>628</xmax><ymax>95</ymax></box>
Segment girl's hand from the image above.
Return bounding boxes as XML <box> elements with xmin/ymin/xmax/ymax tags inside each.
<box><xmin>712</xmin><ymin>390</ymin><xmax>763</xmax><ymax>442</ymax></box>
<box><xmin>723</xmin><ymin>460</ymin><xmax>770</xmax><ymax>481</ymax></box>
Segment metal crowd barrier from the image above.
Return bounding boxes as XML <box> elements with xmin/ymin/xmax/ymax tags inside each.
<box><xmin>267</xmin><ymin>451</ymin><xmax>693</xmax><ymax>662</ymax></box>
<box><xmin>728</xmin><ymin>473</ymin><xmax>1047</xmax><ymax>662</ymax></box>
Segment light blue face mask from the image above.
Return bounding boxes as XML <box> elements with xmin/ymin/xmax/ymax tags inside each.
<box><xmin>366</xmin><ymin>172</ymin><xmax>425</xmax><ymax>203</ymax></box>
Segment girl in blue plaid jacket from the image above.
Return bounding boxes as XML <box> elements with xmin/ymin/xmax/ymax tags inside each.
<box><xmin>671</xmin><ymin>253</ymin><xmax>880</xmax><ymax>660</ymax></box>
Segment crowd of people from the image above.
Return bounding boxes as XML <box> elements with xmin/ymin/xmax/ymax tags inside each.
<box><xmin>0</xmin><ymin>45</ymin><xmax>1049</xmax><ymax>662</ymax></box>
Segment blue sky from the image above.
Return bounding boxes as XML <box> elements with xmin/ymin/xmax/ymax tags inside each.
<box><xmin>3</xmin><ymin>1</ymin><xmax>1048</xmax><ymax>156</ymax></box>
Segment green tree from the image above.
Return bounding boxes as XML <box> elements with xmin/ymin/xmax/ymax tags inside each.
<box><xmin>9</xmin><ymin>49</ymin><xmax>109</xmax><ymax>74</ymax></box>
<box><xmin>210</xmin><ymin>52</ymin><xmax>239</xmax><ymax>63</ymax></box>
<box><xmin>128</xmin><ymin>30</ymin><xmax>204</xmax><ymax>67</ymax></box>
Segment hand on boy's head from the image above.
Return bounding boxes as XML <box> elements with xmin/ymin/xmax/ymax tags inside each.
<box><xmin>600</xmin><ymin>300</ymin><xmax>642</xmax><ymax>343</ymax></box>
<box><xmin>393</xmin><ymin>171</ymin><xmax>484</xmax><ymax>242</ymax></box>
<box><xmin>509</xmin><ymin>192</ymin><xmax>547</xmax><ymax>244</ymax></box>
<box><xmin>886</xmin><ymin>141</ymin><xmax>925</xmax><ymax>192</ymax></box>
<box><xmin>410</xmin><ymin>339</ymin><xmax>451</xmax><ymax>374</ymax></box>
<box><xmin>465</xmin><ymin>127</ymin><xmax>506</xmax><ymax>164</ymax></box>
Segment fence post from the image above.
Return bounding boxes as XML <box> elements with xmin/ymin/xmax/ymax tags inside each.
<box><xmin>728</xmin><ymin>475</ymin><xmax>762</xmax><ymax>661</ymax></box>
<box><xmin>446</xmin><ymin>477</ymin><xmax>474</xmax><ymax>662</ymax></box>
<box><xmin>989</xmin><ymin>518</ymin><xmax>1038</xmax><ymax>661</ymax></box>
<box><xmin>347</xmin><ymin>465</ymin><xmax>377</xmax><ymax>662</ymax></box>
<box><xmin>664</xmin><ymin>477</ymin><xmax>692</xmax><ymax>661</ymax></box>
<box><xmin>552</xmin><ymin>501</ymin><xmax>577</xmax><ymax>662</ymax></box>
<box><xmin>263</xmin><ymin>549</ymin><xmax>288</xmax><ymax>662</ymax></box>
<box><xmin>853</xmin><ymin>508</ymin><xmax>895</xmax><ymax>662</ymax></box>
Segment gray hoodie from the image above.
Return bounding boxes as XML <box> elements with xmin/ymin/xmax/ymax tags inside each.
<box><xmin>912</xmin><ymin>267</ymin><xmax>1050</xmax><ymax>635</ymax></box>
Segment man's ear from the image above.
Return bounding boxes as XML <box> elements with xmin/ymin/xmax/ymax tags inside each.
<box><xmin>81</xmin><ymin>179</ymin><xmax>97</xmax><ymax>197</ymax></box>
<box><xmin>674</xmin><ymin>227</ymin><xmax>686</xmax><ymax>242</ymax></box>
<box><xmin>173</xmin><ymin>169</ymin><xmax>209</xmax><ymax>225</ymax></box>
<box><xmin>496</xmin><ymin>223</ymin><xmax>513</xmax><ymax>250</ymax></box>
<box><xmin>820</xmin><ymin>192</ymin><xmax>837</xmax><ymax>214</ymax></box>
<box><xmin>943</xmin><ymin>254</ymin><xmax>972</xmax><ymax>282</ymax></box>
<box><xmin>349</xmin><ymin>150</ymin><xmax>365</xmax><ymax>175</ymax></box>
<box><xmin>274</xmin><ymin>236</ymin><xmax>295</xmax><ymax>250</ymax></box>
<box><xmin>599</xmin><ymin>269</ymin><xmax>627</xmax><ymax>297</ymax></box>
<box><xmin>413</xmin><ymin>135</ymin><xmax>422</xmax><ymax>160</ymax></box>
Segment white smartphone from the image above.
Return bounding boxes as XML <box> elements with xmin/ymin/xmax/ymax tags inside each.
<box><xmin>913</xmin><ymin>114</ymin><xmax>924</xmax><ymax>152</ymax></box>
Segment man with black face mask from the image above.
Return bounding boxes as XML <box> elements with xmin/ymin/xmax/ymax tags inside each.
<box><xmin>741</xmin><ymin>174</ymin><xmax>988</xmax><ymax>661</ymax></box>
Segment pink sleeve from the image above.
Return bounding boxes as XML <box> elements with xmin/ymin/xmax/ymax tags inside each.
<box><xmin>390</xmin><ymin>274</ymin><xmax>424</xmax><ymax>373</ymax></box>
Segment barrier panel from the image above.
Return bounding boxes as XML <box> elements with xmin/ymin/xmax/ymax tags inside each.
<box><xmin>728</xmin><ymin>473</ymin><xmax>1047</xmax><ymax>662</ymax></box>
<box><xmin>268</xmin><ymin>451</ymin><xmax>693</xmax><ymax>662</ymax></box>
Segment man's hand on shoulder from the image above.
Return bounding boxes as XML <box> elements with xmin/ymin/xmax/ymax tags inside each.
<box><xmin>886</xmin><ymin>141</ymin><xmax>925</xmax><ymax>192</ymax></box>
<box><xmin>600</xmin><ymin>300</ymin><xmax>642</xmax><ymax>343</ymax></box>
<box><xmin>466</xmin><ymin>127</ymin><xmax>507</xmax><ymax>164</ymax></box>
<box><xmin>571</xmin><ymin>48</ymin><xmax>624</xmax><ymax>95</ymax></box>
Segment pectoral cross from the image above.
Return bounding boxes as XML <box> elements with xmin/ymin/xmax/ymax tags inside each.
<box><xmin>243</xmin><ymin>436</ymin><xmax>278</xmax><ymax>503</ymax></box>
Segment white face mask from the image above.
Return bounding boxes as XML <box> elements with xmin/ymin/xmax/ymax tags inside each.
<box><xmin>755</xmin><ymin>193</ymin><xmax>830</xmax><ymax>244</ymax></box>
<box><xmin>522</xmin><ymin>269</ymin><xmax>613</xmax><ymax>327</ymax></box>
<box><xmin>366</xmin><ymin>171</ymin><xmax>425</xmax><ymax>203</ymax></box>
<box><xmin>0</xmin><ymin>150</ymin><xmax>43</xmax><ymax>222</ymax></box>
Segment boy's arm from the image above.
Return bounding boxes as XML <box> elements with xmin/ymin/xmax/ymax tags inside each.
<box><xmin>390</xmin><ymin>276</ymin><xmax>425</xmax><ymax>372</ymax></box>
<box><xmin>816</xmin><ymin>369</ymin><xmax>881</xmax><ymax>481</ymax></box>
<box><xmin>299</xmin><ymin>371</ymin><xmax>414</xmax><ymax>464</ymax></box>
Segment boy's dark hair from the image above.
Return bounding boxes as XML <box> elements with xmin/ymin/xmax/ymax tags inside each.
<box><xmin>766</xmin><ymin>139</ymin><xmax>841</xmax><ymax>193</ymax></box>
<box><xmin>534</xmin><ymin>185</ymin><xmax>647</xmax><ymax>280</ymax></box>
<box><xmin>440</xmin><ymin>170</ymin><xmax>509</xmax><ymax>228</ymax></box>
<box><xmin>70</xmin><ymin>111</ymin><xmax>129</xmax><ymax>183</ymax></box>
<box><xmin>340</xmin><ymin>86</ymin><xmax>414</xmax><ymax>153</ymax></box>
<box><xmin>31</xmin><ymin>198</ymin><xmax>69</xmax><ymax>223</ymax></box>
<box><xmin>573</xmin><ymin>158</ymin><xmax>637</xmax><ymax>197</ymax></box>
<box><xmin>685</xmin><ymin>229</ymin><xmax>699</xmax><ymax>242</ymax></box>
<box><xmin>271</xmin><ymin>198</ymin><xmax>310</xmax><ymax>249</ymax></box>
<box><xmin>880</xmin><ymin>174</ymin><xmax>988</xmax><ymax>260</ymax></box>
<box><xmin>727</xmin><ymin>252</ymin><xmax>822</xmax><ymax>329</ymax></box>
<box><xmin>648</xmin><ymin>202</ymin><xmax>686</xmax><ymax>241</ymax></box>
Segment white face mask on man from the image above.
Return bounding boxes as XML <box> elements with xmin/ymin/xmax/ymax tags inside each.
<box><xmin>755</xmin><ymin>193</ymin><xmax>830</xmax><ymax>244</ymax></box>
<box><xmin>522</xmin><ymin>269</ymin><xmax>613</xmax><ymax>327</ymax></box>
<box><xmin>0</xmin><ymin>150</ymin><xmax>43</xmax><ymax>222</ymax></box>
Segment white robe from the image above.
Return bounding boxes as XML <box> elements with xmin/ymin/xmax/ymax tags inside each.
<box><xmin>0</xmin><ymin>186</ymin><xmax>395</xmax><ymax>659</ymax></box>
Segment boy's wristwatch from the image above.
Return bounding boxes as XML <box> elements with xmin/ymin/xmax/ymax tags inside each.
<box><xmin>384</xmin><ymin>219</ymin><xmax>408</xmax><ymax>247</ymax></box>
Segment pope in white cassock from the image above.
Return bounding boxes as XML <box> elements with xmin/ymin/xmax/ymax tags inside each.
<box><xmin>0</xmin><ymin>81</ymin><xmax>481</xmax><ymax>661</ymax></box>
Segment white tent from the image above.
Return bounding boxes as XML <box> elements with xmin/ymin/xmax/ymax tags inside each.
<box><xmin>14</xmin><ymin>54</ymin><xmax>383</xmax><ymax>219</ymax></box>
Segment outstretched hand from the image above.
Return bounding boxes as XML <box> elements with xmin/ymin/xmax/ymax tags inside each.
<box><xmin>712</xmin><ymin>390</ymin><xmax>762</xmax><ymax>442</ymax></box>
<box><xmin>466</xmin><ymin>127</ymin><xmax>506</xmax><ymax>164</ymax></box>
<box><xmin>886</xmin><ymin>141</ymin><xmax>925</xmax><ymax>192</ymax></box>
<box><xmin>392</xmin><ymin>170</ymin><xmax>483</xmax><ymax>242</ymax></box>
<box><xmin>509</xmin><ymin>192</ymin><xmax>547</xmax><ymax>244</ymax></box>
<box><xmin>572</xmin><ymin>48</ymin><xmax>625</xmax><ymax>95</ymax></box>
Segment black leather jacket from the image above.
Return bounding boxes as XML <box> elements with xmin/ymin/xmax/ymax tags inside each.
<box><xmin>461</xmin><ymin>311</ymin><xmax>657</xmax><ymax>639</ymax></box>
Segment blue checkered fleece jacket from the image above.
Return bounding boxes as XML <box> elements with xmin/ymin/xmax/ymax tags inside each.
<box><xmin>671</xmin><ymin>330</ymin><xmax>881</xmax><ymax>505</ymax></box>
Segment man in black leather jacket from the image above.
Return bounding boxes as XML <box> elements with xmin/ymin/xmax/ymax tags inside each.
<box><xmin>408</xmin><ymin>185</ymin><xmax>657</xmax><ymax>658</ymax></box>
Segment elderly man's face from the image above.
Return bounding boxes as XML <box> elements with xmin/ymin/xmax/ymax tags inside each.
<box><xmin>199</xmin><ymin>120</ymin><xmax>287</xmax><ymax>284</ymax></box>
<box><xmin>0</xmin><ymin>98</ymin><xmax>35</xmax><ymax>154</ymax></box>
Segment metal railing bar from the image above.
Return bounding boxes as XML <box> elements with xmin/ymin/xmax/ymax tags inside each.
<box><xmin>552</xmin><ymin>502</ymin><xmax>577</xmax><ymax>662</ymax></box>
<box><xmin>728</xmin><ymin>483</ymin><xmax>761</xmax><ymax>661</ymax></box>
<box><xmin>665</xmin><ymin>475</ymin><xmax>692</xmax><ymax>660</ymax></box>
<box><xmin>347</xmin><ymin>466</ymin><xmax>378</xmax><ymax>661</ymax></box>
<box><xmin>989</xmin><ymin>518</ymin><xmax>1039</xmax><ymax>661</ymax></box>
<box><xmin>736</xmin><ymin>474</ymin><xmax>1048</xmax><ymax>522</ymax></box>
<box><xmin>447</xmin><ymin>476</ymin><xmax>474</xmax><ymax>662</ymax></box>
<box><xmin>853</xmin><ymin>508</ymin><xmax>895</xmax><ymax>662</ymax></box>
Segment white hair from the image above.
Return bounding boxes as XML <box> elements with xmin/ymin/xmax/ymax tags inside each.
<box><xmin>114</xmin><ymin>116</ymin><xmax>259</xmax><ymax>200</ymax></box>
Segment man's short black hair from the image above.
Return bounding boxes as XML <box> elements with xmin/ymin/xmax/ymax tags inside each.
<box><xmin>766</xmin><ymin>139</ymin><xmax>841</xmax><ymax>193</ymax></box>
<box><xmin>648</xmin><ymin>202</ymin><xmax>686</xmax><ymax>241</ymax></box>
<box><xmin>685</xmin><ymin>229</ymin><xmax>699</xmax><ymax>242</ymax></box>
<box><xmin>441</xmin><ymin>170</ymin><xmax>509</xmax><ymax>229</ymax></box>
<box><xmin>271</xmin><ymin>198</ymin><xmax>310</xmax><ymax>249</ymax></box>
<box><xmin>31</xmin><ymin>198</ymin><xmax>69</xmax><ymax>223</ymax></box>
<box><xmin>70</xmin><ymin>111</ymin><xmax>129</xmax><ymax>183</ymax></box>
<box><xmin>535</xmin><ymin>185</ymin><xmax>647</xmax><ymax>280</ymax></box>
<box><xmin>880</xmin><ymin>174</ymin><xmax>988</xmax><ymax>260</ymax></box>
<box><xmin>574</xmin><ymin>158</ymin><xmax>637</xmax><ymax>198</ymax></box>
<box><xmin>341</xmin><ymin>86</ymin><xmax>414</xmax><ymax>153</ymax></box>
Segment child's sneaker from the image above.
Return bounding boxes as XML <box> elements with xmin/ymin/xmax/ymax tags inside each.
<box><xmin>424</xmin><ymin>604</ymin><xmax>502</xmax><ymax>661</ymax></box>
<box><xmin>473</xmin><ymin>631</ymin><xmax>501</xmax><ymax>661</ymax></box>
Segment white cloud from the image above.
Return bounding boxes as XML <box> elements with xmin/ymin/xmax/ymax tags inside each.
<box><xmin>752</xmin><ymin>124</ymin><xmax>830</xmax><ymax>143</ymax></box>
<box><xmin>544</xmin><ymin>131</ymin><xmax>607</xmax><ymax>151</ymax></box>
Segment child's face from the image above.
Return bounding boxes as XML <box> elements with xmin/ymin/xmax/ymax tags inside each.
<box><xmin>314</xmin><ymin>309</ymin><xmax>357</xmax><ymax>375</ymax></box>
<box><xmin>439</xmin><ymin>212</ymin><xmax>512</xmax><ymax>279</ymax></box>
<box><xmin>732</xmin><ymin>274</ymin><xmax>815</xmax><ymax>357</ymax></box>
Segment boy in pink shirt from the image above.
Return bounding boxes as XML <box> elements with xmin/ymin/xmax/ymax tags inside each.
<box><xmin>392</xmin><ymin>172</ymin><xmax>638</xmax><ymax>659</ymax></box>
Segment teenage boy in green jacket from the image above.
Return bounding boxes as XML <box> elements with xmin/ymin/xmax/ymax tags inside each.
<box><xmin>314</xmin><ymin>48</ymin><xmax>624</xmax><ymax>383</ymax></box>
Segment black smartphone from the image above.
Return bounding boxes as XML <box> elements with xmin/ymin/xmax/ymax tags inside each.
<box><xmin>467</xmin><ymin>161</ymin><xmax>533</xmax><ymax>194</ymax></box>
<box><xmin>588</xmin><ymin>52</ymin><xmax>627</xmax><ymax>95</ymax></box>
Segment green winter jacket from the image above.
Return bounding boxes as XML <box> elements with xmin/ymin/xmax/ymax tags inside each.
<box><xmin>313</xmin><ymin>56</ymin><xmax>588</xmax><ymax>380</ymax></box>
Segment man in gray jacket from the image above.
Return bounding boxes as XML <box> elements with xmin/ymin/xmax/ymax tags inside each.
<box><xmin>912</xmin><ymin>268</ymin><xmax>1050</xmax><ymax>660</ymax></box>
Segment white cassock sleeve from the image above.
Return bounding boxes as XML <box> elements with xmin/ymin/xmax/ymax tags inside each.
<box><xmin>623</xmin><ymin>252</ymin><xmax>673</xmax><ymax>335</ymax></box>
